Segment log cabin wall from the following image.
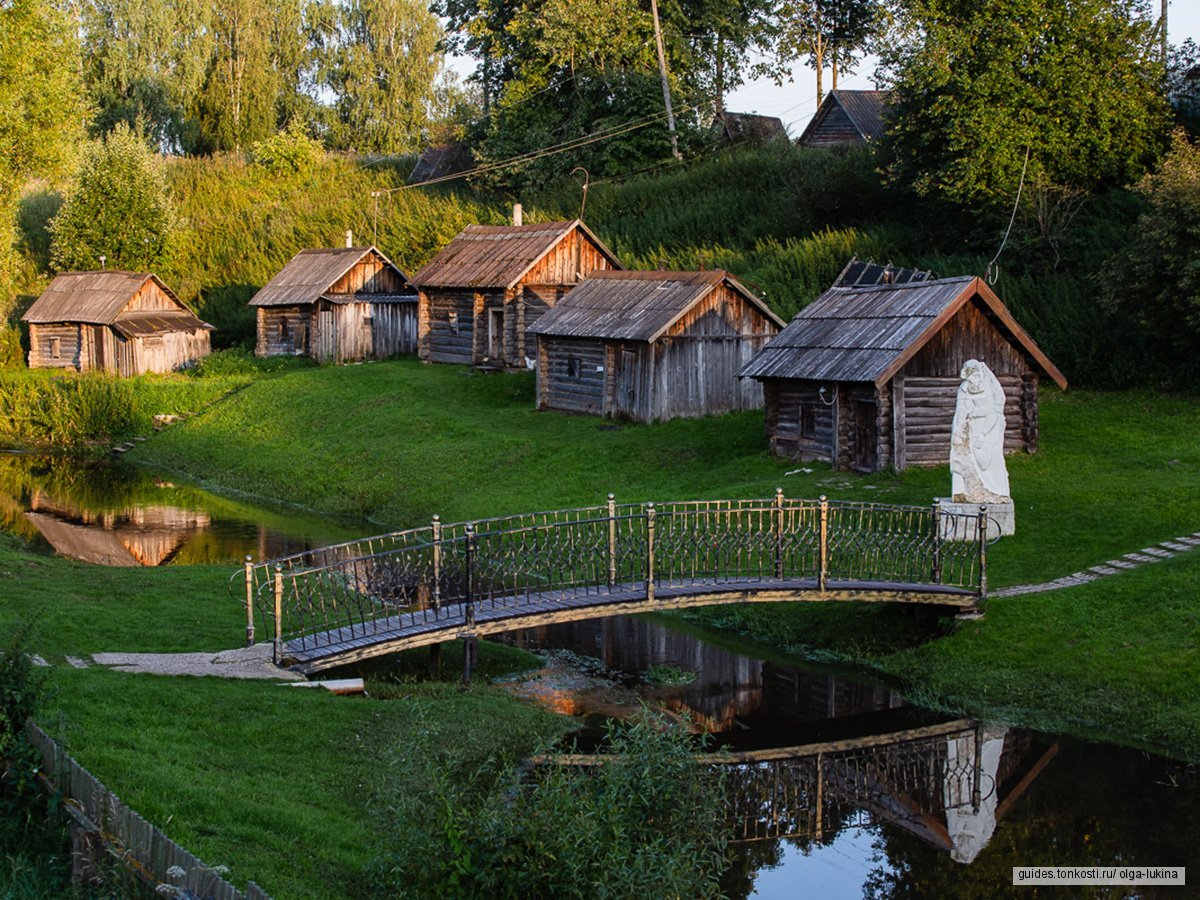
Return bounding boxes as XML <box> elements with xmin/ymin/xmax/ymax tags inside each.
<box><xmin>421</xmin><ymin>290</ymin><xmax>483</xmax><ymax>364</ymax></box>
<box><xmin>124</xmin><ymin>329</ymin><xmax>211</xmax><ymax>375</ymax></box>
<box><xmin>256</xmin><ymin>307</ymin><xmax>311</xmax><ymax>357</ymax></box>
<box><xmin>760</xmin><ymin>380</ymin><xmax>837</xmax><ymax>462</ymax></box>
<box><xmin>27</xmin><ymin>324</ymin><xmax>83</xmax><ymax>370</ymax></box>
<box><xmin>537</xmin><ymin>337</ymin><xmax>607</xmax><ymax>415</ymax></box>
<box><xmin>893</xmin><ymin>300</ymin><xmax>1036</xmax><ymax>468</ymax></box>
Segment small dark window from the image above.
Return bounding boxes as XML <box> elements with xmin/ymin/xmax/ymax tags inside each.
<box><xmin>799</xmin><ymin>402</ymin><xmax>817</xmax><ymax>439</ymax></box>
<box><xmin>49</xmin><ymin>337</ymin><xmax>61</xmax><ymax>360</ymax></box>
<box><xmin>566</xmin><ymin>356</ymin><xmax>582</xmax><ymax>379</ymax></box>
<box><xmin>448</xmin><ymin>312</ymin><xmax>459</xmax><ymax>334</ymax></box>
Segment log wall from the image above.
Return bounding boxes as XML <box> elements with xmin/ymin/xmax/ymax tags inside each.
<box><xmin>28</xmin><ymin>323</ymin><xmax>82</xmax><ymax>370</ymax></box>
<box><xmin>420</xmin><ymin>290</ymin><xmax>481</xmax><ymax>364</ymax></box>
<box><xmin>256</xmin><ymin>307</ymin><xmax>311</xmax><ymax>357</ymax></box>
<box><xmin>536</xmin><ymin>337</ymin><xmax>607</xmax><ymax>415</ymax></box>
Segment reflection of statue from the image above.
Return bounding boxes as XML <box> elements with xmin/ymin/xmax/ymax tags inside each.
<box><xmin>950</xmin><ymin>360</ymin><xmax>1010</xmax><ymax>502</ymax></box>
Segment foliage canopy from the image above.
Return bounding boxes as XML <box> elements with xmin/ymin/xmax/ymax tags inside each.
<box><xmin>879</xmin><ymin>0</ymin><xmax>1172</xmax><ymax>214</ymax></box>
<box><xmin>50</xmin><ymin>124</ymin><xmax>177</xmax><ymax>273</ymax></box>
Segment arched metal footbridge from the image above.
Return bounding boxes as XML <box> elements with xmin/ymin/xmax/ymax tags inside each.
<box><xmin>236</xmin><ymin>494</ymin><xmax>991</xmax><ymax>674</ymax></box>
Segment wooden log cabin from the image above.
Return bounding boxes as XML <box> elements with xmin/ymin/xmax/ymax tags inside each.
<box><xmin>250</xmin><ymin>245</ymin><xmax>416</xmax><ymax>363</ymax></box>
<box><xmin>412</xmin><ymin>219</ymin><xmax>621</xmax><ymax>369</ymax></box>
<box><xmin>739</xmin><ymin>275</ymin><xmax>1068</xmax><ymax>472</ymax></box>
<box><xmin>22</xmin><ymin>271</ymin><xmax>211</xmax><ymax>375</ymax></box>
<box><xmin>796</xmin><ymin>89</ymin><xmax>890</xmax><ymax>148</ymax></box>
<box><xmin>528</xmin><ymin>270</ymin><xmax>785</xmax><ymax>422</ymax></box>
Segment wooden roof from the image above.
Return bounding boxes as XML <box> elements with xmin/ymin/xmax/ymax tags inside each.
<box><xmin>797</xmin><ymin>90</ymin><xmax>890</xmax><ymax>145</ymax></box>
<box><xmin>716</xmin><ymin>111</ymin><xmax>789</xmax><ymax>144</ymax></box>
<box><xmin>112</xmin><ymin>311</ymin><xmax>211</xmax><ymax>337</ymax></box>
<box><xmin>249</xmin><ymin>246</ymin><xmax>411</xmax><ymax>307</ymax></box>
<box><xmin>408</xmin><ymin>143</ymin><xmax>473</xmax><ymax>184</ymax></box>
<box><xmin>529</xmin><ymin>270</ymin><xmax>783</xmax><ymax>343</ymax></box>
<box><xmin>411</xmin><ymin>220</ymin><xmax>621</xmax><ymax>291</ymax></box>
<box><xmin>22</xmin><ymin>271</ymin><xmax>189</xmax><ymax>325</ymax></box>
<box><xmin>739</xmin><ymin>275</ymin><xmax>1068</xmax><ymax>389</ymax></box>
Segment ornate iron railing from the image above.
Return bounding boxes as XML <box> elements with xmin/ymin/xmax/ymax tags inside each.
<box><xmin>230</xmin><ymin>494</ymin><xmax>991</xmax><ymax>660</ymax></box>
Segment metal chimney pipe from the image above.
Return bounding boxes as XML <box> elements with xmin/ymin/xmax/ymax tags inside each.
<box><xmin>345</xmin><ymin>230</ymin><xmax>353</xmax><ymax>248</ymax></box>
<box><xmin>512</xmin><ymin>204</ymin><xmax>523</xmax><ymax>227</ymax></box>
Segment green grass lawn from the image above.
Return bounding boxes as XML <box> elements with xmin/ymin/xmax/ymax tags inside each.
<box><xmin>135</xmin><ymin>359</ymin><xmax>1200</xmax><ymax>589</ymax></box>
<box><xmin>6</xmin><ymin>360</ymin><xmax>1200</xmax><ymax>895</ymax></box>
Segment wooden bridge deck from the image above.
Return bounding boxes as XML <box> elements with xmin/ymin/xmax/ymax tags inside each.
<box><xmin>282</xmin><ymin>577</ymin><xmax>977</xmax><ymax>673</ymax></box>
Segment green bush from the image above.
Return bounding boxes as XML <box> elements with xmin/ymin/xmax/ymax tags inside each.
<box><xmin>371</xmin><ymin>712</ymin><xmax>730</xmax><ymax>899</ymax></box>
<box><xmin>189</xmin><ymin>347</ymin><xmax>314</xmax><ymax>377</ymax></box>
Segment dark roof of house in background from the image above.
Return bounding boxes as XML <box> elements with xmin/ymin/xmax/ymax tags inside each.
<box><xmin>249</xmin><ymin>246</ymin><xmax>412</xmax><ymax>307</ymax></box>
<box><xmin>412</xmin><ymin>220</ymin><xmax>621</xmax><ymax>291</ymax></box>
<box><xmin>716</xmin><ymin>111</ymin><xmax>790</xmax><ymax>145</ymax></box>
<box><xmin>797</xmin><ymin>90</ymin><xmax>891</xmax><ymax>145</ymax></box>
<box><xmin>21</xmin><ymin>271</ymin><xmax>205</xmax><ymax>327</ymax></box>
<box><xmin>408</xmin><ymin>143</ymin><xmax>474</xmax><ymax>185</ymax></box>
<box><xmin>834</xmin><ymin>256</ymin><xmax>934</xmax><ymax>288</ymax></box>
<box><xmin>739</xmin><ymin>275</ymin><xmax>1068</xmax><ymax>389</ymax></box>
<box><xmin>528</xmin><ymin>270</ymin><xmax>784</xmax><ymax>343</ymax></box>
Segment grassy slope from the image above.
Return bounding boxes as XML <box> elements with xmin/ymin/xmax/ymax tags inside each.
<box><xmin>1</xmin><ymin>533</ymin><xmax>567</xmax><ymax>897</ymax></box>
<box><xmin>135</xmin><ymin>360</ymin><xmax>1200</xmax><ymax>588</ymax></box>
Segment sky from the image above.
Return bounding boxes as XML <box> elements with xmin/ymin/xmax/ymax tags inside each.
<box><xmin>725</xmin><ymin>1</ymin><xmax>1200</xmax><ymax>136</ymax></box>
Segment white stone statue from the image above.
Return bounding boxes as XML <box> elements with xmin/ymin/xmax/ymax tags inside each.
<box><xmin>950</xmin><ymin>359</ymin><xmax>1010</xmax><ymax>503</ymax></box>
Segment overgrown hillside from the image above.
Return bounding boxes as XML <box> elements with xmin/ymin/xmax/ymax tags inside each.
<box><xmin>5</xmin><ymin>142</ymin><xmax>1155</xmax><ymax>386</ymax></box>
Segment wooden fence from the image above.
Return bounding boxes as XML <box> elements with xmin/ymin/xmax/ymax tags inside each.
<box><xmin>25</xmin><ymin>722</ymin><xmax>272</xmax><ymax>900</ymax></box>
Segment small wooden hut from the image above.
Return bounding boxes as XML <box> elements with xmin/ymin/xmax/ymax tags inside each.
<box><xmin>413</xmin><ymin>219</ymin><xmax>622</xmax><ymax>369</ymax></box>
<box><xmin>797</xmin><ymin>89</ymin><xmax>890</xmax><ymax>149</ymax></box>
<box><xmin>23</xmin><ymin>271</ymin><xmax>211</xmax><ymax>375</ymax></box>
<box><xmin>250</xmin><ymin>245</ymin><xmax>416</xmax><ymax>363</ymax></box>
<box><xmin>739</xmin><ymin>275</ymin><xmax>1067</xmax><ymax>472</ymax></box>
<box><xmin>529</xmin><ymin>270</ymin><xmax>785</xmax><ymax>422</ymax></box>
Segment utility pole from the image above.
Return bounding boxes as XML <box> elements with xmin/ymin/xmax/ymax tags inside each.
<box><xmin>650</xmin><ymin>0</ymin><xmax>682</xmax><ymax>160</ymax></box>
<box><xmin>1162</xmin><ymin>0</ymin><xmax>1169</xmax><ymax>63</ymax></box>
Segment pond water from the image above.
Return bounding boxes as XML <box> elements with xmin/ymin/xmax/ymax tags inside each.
<box><xmin>0</xmin><ymin>451</ymin><xmax>367</xmax><ymax>565</ymax></box>
<box><xmin>6</xmin><ymin>452</ymin><xmax>1197</xmax><ymax>896</ymax></box>
<box><xmin>498</xmin><ymin>617</ymin><xmax>1200</xmax><ymax>899</ymax></box>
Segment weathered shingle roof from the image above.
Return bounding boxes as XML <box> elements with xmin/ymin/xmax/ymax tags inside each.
<box><xmin>529</xmin><ymin>270</ymin><xmax>783</xmax><ymax>342</ymax></box>
<box><xmin>412</xmin><ymin>220</ymin><xmax>620</xmax><ymax>291</ymax></box>
<box><xmin>739</xmin><ymin>275</ymin><xmax>1068</xmax><ymax>389</ymax></box>
<box><xmin>249</xmin><ymin>247</ymin><xmax>411</xmax><ymax>307</ymax></box>
<box><xmin>797</xmin><ymin>89</ymin><xmax>890</xmax><ymax>145</ymax></box>
<box><xmin>22</xmin><ymin>271</ymin><xmax>187</xmax><ymax>325</ymax></box>
<box><xmin>716</xmin><ymin>111</ymin><xmax>789</xmax><ymax>144</ymax></box>
<box><xmin>112</xmin><ymin>311</ymin><xmax>211</xmax><ymax>337</ymax></box>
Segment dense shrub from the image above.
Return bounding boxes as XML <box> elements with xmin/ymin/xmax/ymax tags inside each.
<box><xmin>189</xmin><ymin>347</ymin><xmax>315</xmax><ymax>377</ymax></box>
<box><xmin>371</xmin><ymin>712</ymin><xmax>730</xmax><ymax>899</ymax></box>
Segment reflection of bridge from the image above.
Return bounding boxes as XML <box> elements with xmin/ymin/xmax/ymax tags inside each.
<box><xmin>239</xmin><ymin>495</ymin><xmax>991</xmax><ymax>674</ymax></box>
<box><xmin>545</xmin><ymin>720</ymin><xmax>1058</xmax><ymax>862</ymax></box>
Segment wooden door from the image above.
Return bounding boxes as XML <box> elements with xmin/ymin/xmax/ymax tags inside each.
<box><xmin>487</xmin><ymin>308</ymin><xmax>504</xmax><ymax>360</ymax></box>
<box><xmin>850</xmin><ymin>400</ymin><xmax>878</xmax><ymax>471</ymax></box>
<box><xmin>612</xmin><ymin>346</ymin><xmax>639</xmax><ymax>417</ymax></box>
<box><xmin>317</xmin><ymin>308</ymin><xmax>336</xmax><ymax>362</ymax></box>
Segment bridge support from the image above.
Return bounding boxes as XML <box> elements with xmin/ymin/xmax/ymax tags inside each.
<box><xmin>462</xmin><ymin>636</ymin><xmax>478</xmax><ymax>685</ymax></box>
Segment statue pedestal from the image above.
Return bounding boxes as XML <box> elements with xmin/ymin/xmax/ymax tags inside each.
<box><xmin>937</xmin><ymin>499</ymin><xmax>1015</xmax><ymax>541</ymax></box>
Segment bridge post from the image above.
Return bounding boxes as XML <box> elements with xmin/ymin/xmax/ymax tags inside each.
<box><xmin>465</xmin><ymin>525</ymin><xmax>477</xmax><ymax>628</ymax></box>
<box><xmin>773</xmin><ymin>488</ymin><xmax>784</xmax><ymax>579</ymax></box>
<box><xmin>645</xmin><ymin>503</ymin><xmax>656</xmax><ymax>603</ymax></box>
<box><xmin>431</xmin><ymin>515</ymin><xmax>442</xmax><ymax>609</ymax></box>
<box><xmin>273</xmin><ymin>564</ymin><xmax>283</xmax><ymax>665</ymax></box>
<box><xmin>931</xmin><ymin>501</ymin><xmax>943</xmax><ymax>584</ymax></box>
<box><xmin>607</xmin><ymin>493</ymin><xmax>617</xmax><ymax>588</ymax></box>
<box><xmin>818</xmin><ymin>496</ymin><xmax>829</xmax><ymax>593</ymax></box>
<box><xmin>244</xmin><ymin>555</ymin><xmax>255</xmax><ymax>647</ymax></box>
<box><xmin>977</xmin><ymin>505</ymin><xmax>988</xmax><ymax>602</ymax></box>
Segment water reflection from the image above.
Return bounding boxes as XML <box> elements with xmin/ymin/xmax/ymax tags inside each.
<box><xmin>0</xmin><ymin>452</ymin><xmax>366</xmax><ymax>565</ymax></box>
<box><xmin>500</xmin><ymin>617</ymin><xmax>1198</xmax><ymax>897</ymax></box>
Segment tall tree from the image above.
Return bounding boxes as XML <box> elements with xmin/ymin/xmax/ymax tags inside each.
<box><xmin>50</xmin><ymin>124</ymin><xmax>177</xmax><ymax>272</ymax></box>
<box><xmin>0</xmin><ymin>0</ymin><xmax>88</xmax><ymax>285</ymax></box>
<box><xmin>879</xmin><ymin>0</ymin><xmax>1171</xmax><ymax>215</ymax></box>
<box><xmin>763</xmin><ymin>0</ymin><xmax>880</xmax><ymax>105</ymax></box>
<box><xmin>324</xmin><ymin>0</ymin><xmax>444</xmax><ymax>152</ymax></box>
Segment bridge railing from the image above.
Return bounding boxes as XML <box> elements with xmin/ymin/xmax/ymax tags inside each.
<box><xmin>237</xmin><ymin>494</ymin><xmax>990</xmax><ymax>660</ymax></box>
